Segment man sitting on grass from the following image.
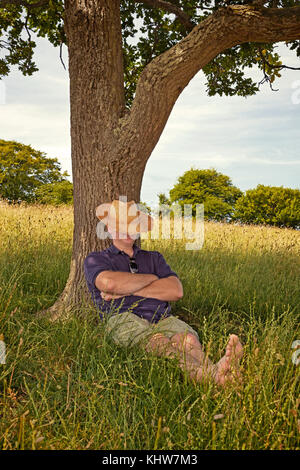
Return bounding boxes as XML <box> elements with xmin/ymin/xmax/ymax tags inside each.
<box><xmin>84</xmin><ymin>199</ymin><xmax>243</xmax><ymax>386</ymax></box>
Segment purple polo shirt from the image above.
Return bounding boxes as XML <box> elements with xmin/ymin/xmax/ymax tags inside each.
<box><xmin>83</xmin><ymin>242</ymin><xmax>179</xmax><ymax>323</ymax></box>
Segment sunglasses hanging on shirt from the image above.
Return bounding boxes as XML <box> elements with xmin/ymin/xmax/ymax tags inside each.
<box><xmin>129</xmin><ymin>257</ymin><xmax>138</xmax><ymax>274</ymax></box>
<box><xmin>120</xmin><ymin>250</ymin><xmax>139</xmax><ymax>274</ymax></box>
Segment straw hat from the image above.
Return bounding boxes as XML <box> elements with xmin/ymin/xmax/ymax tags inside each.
<box><xmin>95</xmin><ymin>199</ymin><xmax>154</xmax><ymax>236</ymax></box>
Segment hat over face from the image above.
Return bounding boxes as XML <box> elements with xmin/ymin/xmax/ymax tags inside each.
<box><xmin>95</xmin><ymin>199</ymin><xmax>154</xmax><ymax>237</ymax></box>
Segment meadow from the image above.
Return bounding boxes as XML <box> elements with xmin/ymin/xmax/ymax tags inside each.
<box><xmin>0</xmin><ymin>201</ymin><xmax>299</xmax><ymax>450</ymax></box>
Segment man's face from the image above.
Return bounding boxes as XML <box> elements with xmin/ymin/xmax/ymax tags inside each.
<box><xmin>107</xmin><ymin>224</ymin><xmax>139</xmax><ymax>245</ymax></box>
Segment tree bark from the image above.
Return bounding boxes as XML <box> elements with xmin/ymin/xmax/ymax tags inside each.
<box><xmin>38</xmin><ymin>0</ymin><xmax>146</xmax><ymax>320</ymax></box>
<box><xmin>37</xmin><ymin>1</ymin><xmax>300</xmax><ymax>320</ymax></box>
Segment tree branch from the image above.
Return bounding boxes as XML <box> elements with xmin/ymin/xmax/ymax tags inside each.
<box><xmin>116</xmin><ymin>5</ymin><xmax>300</xmax><ymax>166</ymax></box>
<box><xmin>258</xmin><ymin>46</ymin><xmax>300</xmax><ymax>71</ymax></box>
<box><xmin>256</xmin><ymin>44</ymin><xmax>300</xmax><ymax>91</ymax></box>
<box><xmin>59</xmin><ymin>41</ymin><xmax>67</xmax><ymax>70</ymax></box>
<box><xmin>133</xmin><ymin>0</ymin><xmax>196</xmax><ymax>32</ymax></box>
<box><xmin>258</xmin><ymin>46</ymin><xmax>280</xmax><ymax>91</ymax></box>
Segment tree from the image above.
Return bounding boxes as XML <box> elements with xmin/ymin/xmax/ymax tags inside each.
<box><xmin>158</xmin><ymin>193</ymin><xmax>171</xmax><ymax>207</ymax></box>
<box><xmin>0</xmin><ymin>139</ymin><xmax>69</xmax><ymax>202</ymax></box>
<box><xmin>139</xmin><ymin>201</ymin><xmax>152</xmax><ymax>214</ymax></box>
<box><xmin>168</xmin><ymin>167</ymin><xmax>243</xmax><ymax>221</ymax></box>
<box><xmin>35</xmin><ymin>179</ymin><xmax>73</xmax><ymax>205</ymax></box>
<box><xmin>157</xmin><ymin>192</ymin><xmax>171</xmax><ymax>216</ymax></box>
<box><xmin>232</xmin><ymin>184</ymin><xmax>300</xmax><ymax>229</ymax></box>
<box><xmin>0</xmin><ymin>0</ymin><xmax>299</xmax><ymax>319</ymax></box>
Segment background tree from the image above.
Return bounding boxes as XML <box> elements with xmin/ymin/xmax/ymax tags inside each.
<box><xmin>0</xmin><ymin>139</ymin><xmax>69</xmax><ymax>203</ymax></box>
<box><xmin>0</xmin><ymin>0</ymin><xmax>299</xmax><ymax>319</ymax></box>
<box><xmin>232</xmin><ymin>184</ymin><xmax>300</xmax><ymax>229</ymax></box>
<box><xmin>158</xmin><ymin>192</ymin><xmax>171</xmax><ymax>206</ymax></box>
<box><xmin>35</xmin><ymin>179</ymin><xmax>73</xmax><ymax>205</ymax></box>
<box><xmin>138</xmin><ymin>201</ymin><xmax>152</xmax><ymax>214</ymax></box>
<box><xmin>157</xmin><ymin>192</ymin><xmax>171</xmax><ymax>216</ymax></box>
<box><xmin>168</xmin><ymin>167</ymin><xmax>243</xmax><ymax>221</ymax></box>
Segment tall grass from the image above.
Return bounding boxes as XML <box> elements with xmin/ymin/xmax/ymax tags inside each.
<box><xmin>0</xmin><ymin>202</ymin><xmax>299</xmax><ymax>450</ymax></box>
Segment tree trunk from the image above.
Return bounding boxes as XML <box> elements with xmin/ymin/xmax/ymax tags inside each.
<box><xmin>38</xmin><ymin>0</ymin><xmax>146</xmax><ymax>321</ymax></box>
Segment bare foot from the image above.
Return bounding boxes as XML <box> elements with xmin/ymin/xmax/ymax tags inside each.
<box><xmin>214</xmin><ymin>334</ymin><xmax>243</xmax><ymax>386</ymax></box>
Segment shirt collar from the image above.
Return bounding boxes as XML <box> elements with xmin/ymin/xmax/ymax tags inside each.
<box><xmin>107</xmin><ymin>242</ymin><xmax>141</xmax><ymax>257</ymax></box>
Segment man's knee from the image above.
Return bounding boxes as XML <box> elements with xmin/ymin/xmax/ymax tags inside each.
<box><xmin>170</xmin><ymin>332</ymin><xmax>199</xmax><ymax>351</ymax></box>
<box><xmin>144</xmin><ymin>333</ymin><xmax>170</xmax><ymax>353</ymax></box>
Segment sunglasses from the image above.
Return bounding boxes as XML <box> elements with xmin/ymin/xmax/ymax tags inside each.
<box><xmin>129</xmin><ymin>257</ymin><xmax>138</xmax><ymax>274</ymax></box>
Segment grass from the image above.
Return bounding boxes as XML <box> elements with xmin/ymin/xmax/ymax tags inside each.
<box><xmin>0</xmin><ymin>201</ymin><xmax>299</xmax><ymax>450</ymax></box>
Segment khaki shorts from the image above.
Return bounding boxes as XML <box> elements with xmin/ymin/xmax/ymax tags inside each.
<box><xmin>104</xmin><ymin>311</ymin><xmax>199</xmax><ymax>349</ymax></box>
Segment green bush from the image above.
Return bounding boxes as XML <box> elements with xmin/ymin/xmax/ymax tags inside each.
<box><xmin>35</xmin><ymin>180</ymin><xmax>73</xmax><ymax>206</ymax></box>
<box><xmin>0</xmin><ymin>139</ymin><xmax>69</xmax><ymax>203</ymax></box>
<box><xmin>232</xmin><ymin>184</ymin><xmax>300</xmax><ymax>229</ymax></box>
<box><xmin>168</xmin><ymin>167</ymin><xmax>243</xmax><ymax>221</ymax></box>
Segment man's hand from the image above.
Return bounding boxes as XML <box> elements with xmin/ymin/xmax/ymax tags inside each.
<box><xmin>133</xmin><ymin>276</ymin><xmax>183</xmax><ymax>302</ymax></box>
<box><xmin>101</xmin><ymin>291</ymin><xmax>125</xmax><ymax>301</ymax></box>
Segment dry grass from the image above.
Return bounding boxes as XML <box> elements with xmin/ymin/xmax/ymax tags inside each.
<box><xmin>0</xmin><ymin>201</ymin><xmax>299</xmax><ymax>450</ymax></box>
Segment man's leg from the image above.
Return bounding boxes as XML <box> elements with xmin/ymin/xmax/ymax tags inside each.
<box><xmin>170</xmin><ymin>332</ymin><xmax>213</xmax><ymax>370</ymax></box>
<box><xmin>143</xmin><ymin>332</ymin><xmax>243</xmax><ymax>386</ymax></box>
<box><xmin>148</xmin><ymin>316</ymin><xmax>206</xmax><ymax>365</ymax></box>
<box><xmin>144</xmin><ymin>332</ymin><xmax>215</xmax><ymax>382</ymax></box>
<box><xmin>174</xmin><ymin>332</ymin><xmax>244</xmax><ymax>385</ymax></box>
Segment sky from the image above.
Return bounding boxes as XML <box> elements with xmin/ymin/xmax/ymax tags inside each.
<box><xmin>0</xmin><ymin>14</ymin><xmax>299</xmax><ymax>209</ymax></box>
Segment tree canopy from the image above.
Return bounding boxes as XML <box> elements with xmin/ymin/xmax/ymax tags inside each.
<box><xmin>232</xmin><ymin>184</ymin><xmax>300</xmax><ymax>228</ymax></box>
<box><xmin>35</xmin><ymin>179</ymin><xmax>73</xmax><ymax>205</ymax></box>
<box><xmin>162</xmin><ymin>171</ymin><xmax>300</xmax><ymax>227</ymax></box>
<box><xmin>166</xmin><ymin>167</ymin><xmax>243</xmax><ymax>220</ymax></box>
<box><xmin>0</xmin><ymin>1</ymin><xmax>299</xmax><ymax>108</ymax></box>
<box><xmin>0</xmin><ymin>139</ymin><xmax>70</xmax><ymax>202</ymax></box>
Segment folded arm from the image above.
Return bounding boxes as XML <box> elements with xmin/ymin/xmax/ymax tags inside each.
<box><xmin>133</xmin><ymin>275</ymin><xmax>183</xmax><ymax>302</ymax></box>
<box><xmin>95</xmin><ymin>270</ymin><xmax>183</xmax><ymax>302</ymax></box>
<box><xmin>95</xmin><ymin>270</ymin><xmax>159</xmax><ymax>295</ymax></box>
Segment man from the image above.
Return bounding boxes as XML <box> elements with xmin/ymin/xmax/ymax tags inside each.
<box><xmin>84</xmin><ymin>199</ymin><xmax>243</xmax><ymax>386</ymax></box>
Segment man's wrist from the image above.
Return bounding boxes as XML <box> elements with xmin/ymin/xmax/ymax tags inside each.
<box><xmin>131</xmin><ymin>274</ymin><xmax>159</xmax><ymax>295</ymax></box>
<box><xmin>131</xmin><ymin>275</ymin><xmax>159</xmax><ymax>296</ymax></box>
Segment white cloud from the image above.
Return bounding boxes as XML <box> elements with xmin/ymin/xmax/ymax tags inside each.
<box><xmin>0</xmin><ymin>30</ymin><xmax>299</xmax><ymax>206</ymax></box>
